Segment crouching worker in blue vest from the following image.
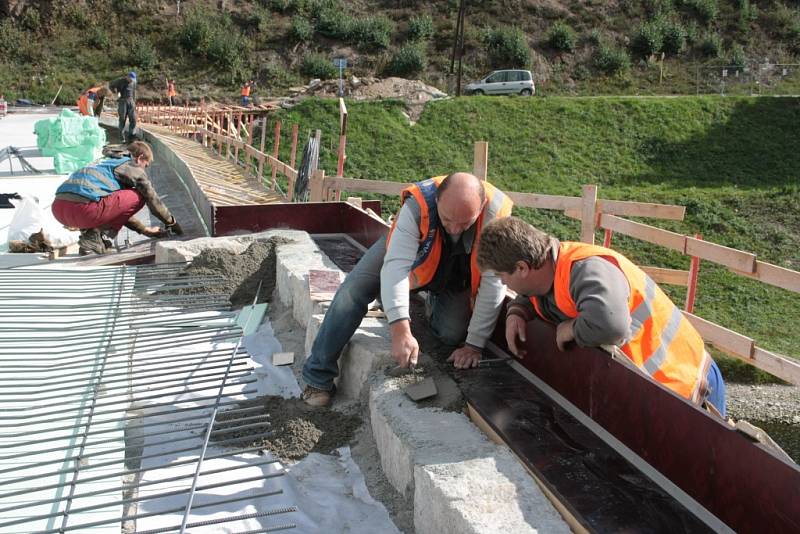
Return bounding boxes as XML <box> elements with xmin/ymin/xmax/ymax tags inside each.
<box><xmin>52</xmin><ymin>141</ymin><xmax>183</xmax><ymax>255</ymax></box>
<box><xmin>301</xmin><ymin>172</ymin><xmax>514</xmax><ymax>407</ymax></box>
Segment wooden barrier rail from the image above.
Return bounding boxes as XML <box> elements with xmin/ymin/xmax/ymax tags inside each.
<box><xmin>145</xmin><ymin>118</ymin><xmax>800</xmax><ymax>385</ymax></box>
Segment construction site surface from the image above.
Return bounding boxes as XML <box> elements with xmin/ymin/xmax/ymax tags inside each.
<box><xmin>0</xmin><ymin>99</ymin><xmax>798</xmax><ymax>534</ymax></box>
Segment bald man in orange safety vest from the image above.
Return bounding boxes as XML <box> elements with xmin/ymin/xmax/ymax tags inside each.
<box><xmin>477</xmin><ymin>216</ymin><xmax>726</xmax><ymax>416</ymax></box>
<box><xmin>302</xmin><ymin>172</ymin><xmax>513</xmax><ymax>407</ymax></box>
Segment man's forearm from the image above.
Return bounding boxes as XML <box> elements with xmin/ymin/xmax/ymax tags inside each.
<box><xmin>465</xmin><ymin>271</ymin><xmax>506</xmax><ymax>348</ymax></box>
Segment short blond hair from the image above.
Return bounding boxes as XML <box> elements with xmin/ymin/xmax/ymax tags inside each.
<box><xmin>127</xmin><ymin>141</ymin><xmax>153</xmax><ymax>162</ymax></box>
<box><xmin>477</xmin><ymin>217</ymin><xmax>552</xmax><ymax>273</ymax></box>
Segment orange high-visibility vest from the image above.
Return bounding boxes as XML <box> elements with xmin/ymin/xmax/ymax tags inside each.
<box><xmin>77</xmin><ymin>86</ymin><xmax>104</xmax><ymax>116</ymax></box>
<box><xmin>241</xmin><ymin>84</ymin><xmax>251</xmax><ymax>97</ymax></box>
<box><xmin>167</xmin><ymin>82</ymin><xmax>176</xmax><ymax>97</ymax></box>
<box><xmin>387</xmin><ymin>175</ymin><xmax>513</xmax><ymax>306</ymax></box>
<box><xmin>530</xmin><ymin>242</ymin><xmax>711</xmax><ymax>403</ymax></box>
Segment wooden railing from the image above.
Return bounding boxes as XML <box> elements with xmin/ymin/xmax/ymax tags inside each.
<box><xmin>140</xmin><ymin>114</ymin><xmax>800</xmax><ymax>384</ymax></box>
<box><xmin>305</xmin><ymin>141</ymin><xmax>800</xmax><ymax>385</ymax></box>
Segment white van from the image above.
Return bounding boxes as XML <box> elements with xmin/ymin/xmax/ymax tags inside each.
<box><xmin>465</xmin><ymin>70</ymin><xmax>535</xmax><ymax>96</ymax></box>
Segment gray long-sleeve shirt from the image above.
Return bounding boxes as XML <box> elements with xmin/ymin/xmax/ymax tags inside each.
<box><xmin>381</xmin><ymin>197</ymin><xmax>506</xmax><ymax>348</ymax></box>
<box><xmin>508</xmin><ymin>239</ymin><xmax>632</xmax><ymax>347</ymax></box>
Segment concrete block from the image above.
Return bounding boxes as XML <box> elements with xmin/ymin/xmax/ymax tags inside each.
<box><xmin>369</xmin><ymin>377</ymin><xmax>489</xmax><ymax>498</ymax></box>
<box><xmin>336</xmin><ymin>326</ymin><xmax>391</xmax><ymax>400</ymax></box>
<box><xmin>414</xmin><ymin>456</ymin><xmax>569</xmax><ymax>534</ymax></box>
<box><xmin>369</xmin><ymin>373</ymin><xmax>568</xmax><ymax>534</ymax></box>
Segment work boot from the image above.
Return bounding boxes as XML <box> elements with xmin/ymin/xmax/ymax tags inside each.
<box><xmin>78</xmin><ymin>229</ymin><xmax>109</xmax><ymax>256</ymax></box>
<box><xmin>301</xmin><ymin>385</ymin><xmax>333</xmax><ymax>408</ymax></box>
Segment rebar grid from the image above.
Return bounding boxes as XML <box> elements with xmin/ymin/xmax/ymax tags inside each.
<box><xmin>0</xmin><ymin>264</ymin><xmax>296</xmax><ymax>533</ymax></box>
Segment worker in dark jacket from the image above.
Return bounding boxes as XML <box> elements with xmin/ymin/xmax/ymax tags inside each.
<box><xmin>109</xmin><ymin>71</ymin><xmax>137</xmax><ymax>142</ymax></box>
<box><xmin>51</xmin><ymin>141</ymin><xmax>183</xmax><ymax>255</ymax></box>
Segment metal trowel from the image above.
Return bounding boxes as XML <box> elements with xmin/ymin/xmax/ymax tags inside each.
<box><xmin>404</xmin><ymin>363</ymin><xmax>438</xmax><ymax>401</ymax></box>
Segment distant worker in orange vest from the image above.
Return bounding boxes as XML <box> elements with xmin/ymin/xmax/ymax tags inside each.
<box><xmin>77</xmin><ymin>85</ymin><xmax>111</xmax><ymax>117</ymax></box>
<box><xmin>166</xmin><ymin>79</ymin><xmax>177</xmax><ymax>106</ymax></box>
<box><xmin>240</xmin><ymin>79</ymin><xmax>253</xmax><ymax>106</ymax></box>
<box><xmin>477</xmin><ymin>216</ymin><xmax>727</xmax><ymax>417</ymax></box>
<box><xmin>301</xmin><ymin>172</ymin><xmax>514</xmax><ymax>407</ymax></box>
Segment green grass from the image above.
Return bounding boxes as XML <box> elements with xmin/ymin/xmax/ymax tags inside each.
<box><xmin>273</xmin><ymin>95</ymin><xmax>800</xmax><ymax>372</ymax></box>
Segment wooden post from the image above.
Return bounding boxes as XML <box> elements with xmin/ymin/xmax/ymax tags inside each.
<box><xmin>473</xmin><ymin>141</ymin><xmax>489</xmax><ymax>180</ymax></box>
<box><xmin>256</xmin><ymin>118</ymin><xmax>267</xmax><ymax>187</ymax></box>
<box><xmin>603</xmin><ymin>228</ymin><xmax>613</xmax><ymax>248</ymax></box>
<box><xmin>685</xmin><ymin>233</ymin><xmax>702</xmax><ymax>313</ymax></box>
<box><xmin>309</xmin><ymin>169</ymin><xmax>325</xmax><ymax>202</ymax></box>
<box><xmin>580</xmin><ymin>184</ymin><xmax>598</xmax><ymax>244</ymax></box>
<box><xmin>271</xmin><ymin>121</ymin><xmax>282</xmax><ymax>190</ymax></box>
<box><xmin>246</xmin><ymin>117</ymin><xmax>255</xmax><ymax>177</ymax></box>
<box><xmin>234</xmin><ymin>112</ymin><xmax>242</xmax><ymax>163</ymax></box>
<box><xmin>290</xmin><ymin>123</ymin><xmax>299</xmax><ymax>169</ymax></box>
<box><xmin>334</xmin><ymin>99</ymin><xmax>349</xmax><ymax>201</ymax></box>
<box><xmin>226</xmin><ymin>113</ymin><xmax>232</xmax><ymax>161</ymax></box>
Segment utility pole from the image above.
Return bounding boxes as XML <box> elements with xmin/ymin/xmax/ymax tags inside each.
<box><xmin>449</xmin><ymin>0</ymin><xmax>467</xmax><ymax>96</ymax></box>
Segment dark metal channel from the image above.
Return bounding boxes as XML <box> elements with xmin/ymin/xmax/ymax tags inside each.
<box><xmin>487</xmin><ymin>319</ymin><xmax>800</xmax><ymax>533</ymax></box>
<box><xmin>312</xmin><ymin>236</ymin><xmax>366</xmax><ymax>273</ymax></box>
<box><xmin>213</xmin><ymin>201</ymin><xmax>388</xmax><ymax>248</ymax></box>
<box><xmin>461</xmin><ymin>365</ymin><xmax>713</xmax><ymax>533</ymax></box>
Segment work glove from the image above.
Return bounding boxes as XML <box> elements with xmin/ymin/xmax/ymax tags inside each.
<box><xmin>166</xmin><ymin>217</ymin><xmax>184</xmax><ymax>236</ymax></box>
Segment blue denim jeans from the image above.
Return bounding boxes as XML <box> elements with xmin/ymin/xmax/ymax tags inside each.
<box><xmin>705</xmin><ymin>358</ymin><xmax>726</xmax><ymax>417</ymax></box>
<box><xmin>302</xmin><ymin>236</ymin><xmax>471</xmax><ymax>391</ymax></box>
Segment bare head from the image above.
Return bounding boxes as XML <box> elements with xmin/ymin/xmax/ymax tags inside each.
<box><xmin>477</xmin><ymin>217</ymin><xmax>555</xmax><ymax>296</ymax></box>
<box><xmin>127</xmin><ymin>141</ymin><xmax>153</xmax><ymax>168</ymax></box>
<box><xmin>436</xmin><ymin>172</ymin><xmax>486</xmax><ymax>235</ymax></box>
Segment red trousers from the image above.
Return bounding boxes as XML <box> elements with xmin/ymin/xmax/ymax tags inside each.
<box><xmin>52</xmin><ymin>190</ymin><xmax>145</xmax><ymax>232</ymax></box>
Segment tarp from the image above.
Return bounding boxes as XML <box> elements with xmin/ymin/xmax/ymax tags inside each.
<box><xmin>33</xmin><ymin>109</ymin><xmax>105</xmax><ymax>174</ymax></box>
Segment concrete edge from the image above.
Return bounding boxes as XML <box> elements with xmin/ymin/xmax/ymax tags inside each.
<box><xmin>156</xmin><ymin>232</ymin><xmax>569</xmax><ymax>534</ymax></box>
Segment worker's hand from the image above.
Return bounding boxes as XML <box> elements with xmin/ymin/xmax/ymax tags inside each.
<box><xmin>166</xmin><ymin>217</ymin><xmax>184</xmax><ymax>236</ymax></box>
<box><xmin>390</xmin><ymin>320</ymin><xmax>419</xmax><ymax>368</ymax></box>
<box><xmin>505</xmin><ymin>314</ymin><xmax>528</xmax><ymax>359</ymax></box>
<box><xmin>556</xmin><ymin>318</ymin><xmax>577</xmax><ymax>352</ymax></box>
<box><xmin>447</xmin><ymin>345</ymin><xmax>482</xmax><ymax>369</ymax></box>
<box><xmin>142</xmin><ymin>226</ymin><xmax>167</xmax><ymax>238</ymax></box>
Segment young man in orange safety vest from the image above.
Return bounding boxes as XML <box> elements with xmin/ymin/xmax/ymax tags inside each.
<box><xmin>302</xmin><ymin>172</ymin><xmax>514</xmax><ymax>407</ymax></box>
<box><xmin>477</xmin><ymin>216</ymin><xmax>726</xmax><ymax>416</ymax></box>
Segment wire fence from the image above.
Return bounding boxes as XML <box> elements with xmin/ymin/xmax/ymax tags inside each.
<box><xmin>696</xmin><ymin>62</ymin><xmax>800</xmax><ymax>95</ymax></box>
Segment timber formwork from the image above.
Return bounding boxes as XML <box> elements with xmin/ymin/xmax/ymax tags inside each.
<box><xmin>144</xmin><ymin>124</ymin><xmax>283</xmax><ymax>207</ymax></box>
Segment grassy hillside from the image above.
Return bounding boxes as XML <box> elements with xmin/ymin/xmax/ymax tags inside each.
<box><xmin>272</xmin><ymin>95</ymin><xmax>800</xmax><ymax>374</ymax></box>
<box><xmin>1</xmin><ymin>0</ymin><xmax>800</xmax><ymax>103</ymax></box>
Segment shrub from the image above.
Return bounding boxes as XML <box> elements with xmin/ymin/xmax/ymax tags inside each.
<box><xmin>290</xmin><ymin>15</ymin><xmax>314</xmax><ymax>42</ymax></box>
<box><xmin>207</xmin><ymin>30</ymin><xmax>251</xmax><ymax>72</ymax></box>
<box><xmin>300</xmin><ymin>52</ymin><xmax>338</xmax><ymax>79</ymax></box>
<box><xmin>86</xmin><ymin>27</ymin><xmax>110</xmax><ymax>48</ymax></box>
<box><xmin>594</xmin><ymin>44</ymin><xmax>631</xmax><ymax>74</ymax></box>
<box><xmin>130</xmin><ymin>39</ymin><xmax>158</xmax><ymax>70</ymax></box>
<box><xmin>408</xmin><ymin>14</ymin><xmax>434</xmax><ymax>41</ymax></box>
<box><xmin>178</xmin><ymin>7</ymin><xmax>214</xmax><ymax>53</ymax></box>
<box><xmin>631</xmin><ymin>19</ymin><xmax>664</xmax><ymax>58</ymax></box>
<box><xmin>684</xmin><ymin>20</ymin><xmax>699</xmax><ymax>45</ymax></box>
<box><xmin>737</xmin><ymin>0</ymin><xmax>758</xmax><ymax>24</ymax></box>
<box><xmin>728</xmin><ymin>43</ymin><xmax>746</xmax><ymax>67</ymax></box>
<box><xmin>388</xmin><ymin>43</ymin><xmax>427</xmax><ymax>75</ymax></box>
<box><xmin>316</xmin><ymin>7</ymin><xmax>353</xmax><ymax>39</ymax></box>
<box><xmin>548</xmin><ymin>21</ymin><xmax>577</xmax><ymax>52</ymax></box>
<box><xmin>350</xmin><ymin>15</ymin><xmax>393</xmax><ymax>49</ymax></box>
<box><xmin>661</xmin><ymin>20</ymin><xmax>686</xmax><ymax>55</ymax></box>
<box><xmin>263</xmin><ymin>0</ymin><xmax>296</xmax><ymax>12</ymax></box>
<box><xmin>483</xmin><ymin>26</ymin><xmax>530</xmax><ymax>68</ymax></box>
<box><xmin>0</xmin><ymin>20</ymin><xmax>24</xmax><ymax>56</ymax></box>
<box><xmin>687</xmin><ymin>0</ymin><xmax>718</xmax><ymax>25</ymax></box>
<box><xmin>19</xmin><ymin>8</ymin><xmax>42</xmax><ymax>33</ymax></box>
<box><xmin>699</xmin><ymin>32</ymin><xmax>721</xmax><ymax>57</ymax></box>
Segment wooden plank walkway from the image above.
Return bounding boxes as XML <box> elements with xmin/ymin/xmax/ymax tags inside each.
<box><xmin>145</xmin><ymin>124</ymin><xmax>284</xmax><ymax>206</ymax></box>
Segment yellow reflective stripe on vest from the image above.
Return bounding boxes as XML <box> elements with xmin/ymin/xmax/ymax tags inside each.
<box><xmin>643</xmin><ymin>305</ymin><xmax>685</xmax><ymax>376</ymax></box>
<box><xmin>629</xmin><ymin>275</ymin><xmax>656</xmax><ymax>336</ymax></box>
